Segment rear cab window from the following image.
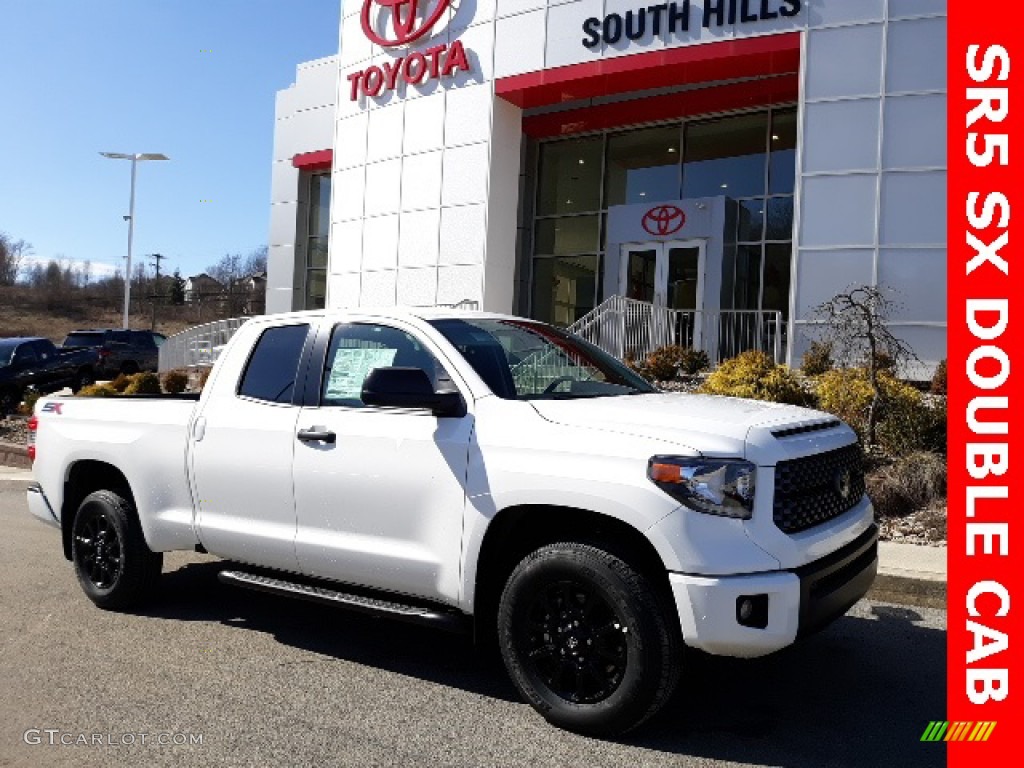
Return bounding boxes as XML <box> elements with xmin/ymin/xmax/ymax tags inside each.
<box><xmin>237</xmin><ymin>324</ymin><xmax>310</xmax><ymax>404</ymax></box>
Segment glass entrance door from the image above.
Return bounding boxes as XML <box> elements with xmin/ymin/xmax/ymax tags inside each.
<box><xmin>621</xmin><ymin>240</ymin><xmax>705</xmax><ymax>348</ymax></box>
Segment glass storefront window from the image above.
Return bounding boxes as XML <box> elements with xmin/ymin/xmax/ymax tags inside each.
<box><xmin>537</xmin><ymin>138</ymin><xmax>603</xmax><ymax>215</ymax></box>
<box><xmin>769</xmin><ymin>108</ymin><xmax>798</xmax><ymax>195</ymax></box>
<box><xmin>762</xmin><ymin>244</ymin><xmax>791</xmax><ymax>314</ymax></box>
<box><xmin>531</xmin><ymin>255</ymin><xmax>599</xmax><ymax>327</ymax></box>
<box><xmin>682</xmin><ymin>113</ymin><xmax>768</xmax><ymax>199</ymax></box>
<box><xmin>305</xmin><ymin>269</ymin><xmax>326</xmax><ymax>309</ymax></box>
<box><xmin>604</xmin><ymin>126</ymin><xmax>682</xmax><ymax>206</ymax></box>
<box><xmin>765</xmin><ymin>196</ymin><xmax>794</xmax><ymax>240</ymax></box>
<box><xmin>737</xmin><ymin>198</ymin><xmax>765</xmax><ymax>242</ymax></box>
<box><xmin>305</xmin><ymin>172</ymin><xmax>330</xmax><ymax>310</ymax></box>
<box><xmin>535</xmin><ymin>216</ymin><xmax>600</xmax><ymax>256</ymax></box>
<box><xmin>733</xmin><ymin>244</ymin><xmax>762</xmax><ymax>310</ymax></box>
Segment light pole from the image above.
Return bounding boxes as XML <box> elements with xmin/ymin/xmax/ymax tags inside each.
<box><xmin>100</xmin><ymin>152</ymin><xmax>169</xmax><ymax>328</ymax></box>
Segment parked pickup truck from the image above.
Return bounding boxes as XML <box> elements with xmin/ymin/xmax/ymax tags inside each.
<box><xmin>27</xmin><ymin>309</ymin><xmax>877</xmax><ymax>735</ymax></box>
<box><xmin>0</xmin><ymin>337</ymin><xmax>98</xmax><ymax>414</ymax></box>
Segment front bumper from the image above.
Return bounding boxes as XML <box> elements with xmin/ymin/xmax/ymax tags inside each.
<box><xmin>27</xmin><ymin>482</ymin><xmax>59</xmax><ymax>528</ymax></box>
<box><xmin>669</xmin><ymin>525</ymin><xmax>878</xmax><ymax>657</ymax></box>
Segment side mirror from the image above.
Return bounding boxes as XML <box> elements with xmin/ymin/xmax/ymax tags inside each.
<box><xmin>361</xmin><ymin>367</ymin><xmax>466</xmax><ymax>418</ymax></box>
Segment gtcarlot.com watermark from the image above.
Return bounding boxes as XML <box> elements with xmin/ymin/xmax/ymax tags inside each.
<box><xmin>23</xmin><ymin>729</ymin><xmax>203</xmax><ymax>747</ymax></box>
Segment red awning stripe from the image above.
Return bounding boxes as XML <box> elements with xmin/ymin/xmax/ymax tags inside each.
<box><xmin>292</xmin><ymin>149</ymin><xmax>333</xmax><ymax>170</ymax></box>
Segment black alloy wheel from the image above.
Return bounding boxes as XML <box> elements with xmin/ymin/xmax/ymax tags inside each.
<box><xmin>518</xmin><ymin>578</ymin><xmax>629</xmax><ymax>704</ymax></box>
<box><xmin>75</xmin><ymin>508</ymin><xmax>123</xmax><ymax>588</ymax></box>
<box><xmin>71</xmin><ymin>490</ymin><xmax>162</xmax><ymax>609</ymax></box>
<box><xmin>498</xmin><ymin>542</ymin><xmax>680</xmax><ymax>736</ymax></box>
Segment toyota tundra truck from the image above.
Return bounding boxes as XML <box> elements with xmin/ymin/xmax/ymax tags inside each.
<box><xmin>26</xmin><ymin>308</ymin><xmax>877</xmax><ymax>735</ymax></box>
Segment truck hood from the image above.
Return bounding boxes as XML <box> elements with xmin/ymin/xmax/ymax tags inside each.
<box><xmin>530</xmin><ymin>393</ymin><xmax>850</xmax><ymax>464</ymax></box>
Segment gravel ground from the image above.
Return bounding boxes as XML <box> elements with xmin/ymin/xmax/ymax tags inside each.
<box><xmin>0</xmin><ymin>416</ymin><xmax>29</xmax><ymax>444</ymax></box>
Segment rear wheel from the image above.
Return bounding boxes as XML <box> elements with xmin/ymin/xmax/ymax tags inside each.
<box><xmin>120</xmin><ymin>361</ymin><xmax>139</xmax><ymax>375</ymax></box>
<box><xmin>71</xmin><ymin>490</ymin><xmax>162</xmax><ymax>610</ymax></box>
<box><xmin>498</xmin><ymin>542</ymin><xmax>680</xmax><ymax>736</ymax></box>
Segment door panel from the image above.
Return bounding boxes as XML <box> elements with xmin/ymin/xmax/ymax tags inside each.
<box><xmin>192</xmin><ymin>322</ymin><xmax>311</xmax><ymax>572</ymax></box>
<box><xmin>292</xmin><ymin>321</ymin><xmax>471</xmax><ymax>604</ymax></box>
<box><xmin>624</xmin><ymin>247</ymin><xmax>658</xmax><ymax>303</ymax></box>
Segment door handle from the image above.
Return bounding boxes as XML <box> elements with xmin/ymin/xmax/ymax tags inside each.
<box><xmin>297</xmin><ymin>426</ymin><xmax>336</xmax><ymax>444</ymax></box>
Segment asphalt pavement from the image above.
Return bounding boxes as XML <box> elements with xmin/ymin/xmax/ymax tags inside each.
<box><xmin>0</xmin><ymin>487</ymin><xmax>945</xmax><ymax>768</ymax></box>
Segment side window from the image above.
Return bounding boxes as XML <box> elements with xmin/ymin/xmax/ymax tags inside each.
<box><xmin>238</xmin><ymin>324</ymin><xmax>310</xmax><ymax>404</ymax></box>
<box><xmin>31</xmin><ymin>341</ymin><xmax>52</xmax><ymax>361</ymax></box>
<box><xmin>321</xmin><ymin>323</ymin><xmax>441</xmax><ymax>408</ymax></box>
<box><xmin>108</xmin><ymin>331</ymin><xmax>130</xmax><ymax>346</ymax></box>
<box><xmin>130</xmin><ymin>331</ymin><xmax>155</xmax><ymax>348</ymax></box>
<box><xmin>14</xmin><ymin>345</ymin><xmax>38</xmax><ymax>365</ymax></box>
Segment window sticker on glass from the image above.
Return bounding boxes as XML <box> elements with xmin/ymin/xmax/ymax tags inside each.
<box><xmin>325</xmin><ymin>347</ymin><xmax>397</xmax><ymax>401</ymax></box>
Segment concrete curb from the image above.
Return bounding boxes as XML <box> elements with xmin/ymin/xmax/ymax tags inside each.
<box><xmin>0</xmin><ymin>440</ymin><xmax>30</xmax><ymax>470</ymax></box>
<box><xmin>868</xmin><ymin>573</ymin><xmax>946</xmax><ymax>610</ymax></box>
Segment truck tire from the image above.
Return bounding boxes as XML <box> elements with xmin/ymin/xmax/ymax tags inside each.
<box><xmin>71</xmin><ymin>490</ymin><xmax>162</xmax><ymax>610</ymax></box>
<box><xmin>497</xmin><ymin>542</ymin><xmax>680</xmax><ymax>736</ymax></box>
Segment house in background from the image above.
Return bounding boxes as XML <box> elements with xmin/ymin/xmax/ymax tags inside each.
<box><xmin>184</xmin><ymin>273</ymin><xmax>223</xmax><ymax>305</ymax></box>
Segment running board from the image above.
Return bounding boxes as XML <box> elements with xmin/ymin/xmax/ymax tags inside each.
<box><xmin>218</xmin><ymin>570</ymin><xmax>468</xmax><ymax>633</ymax></box>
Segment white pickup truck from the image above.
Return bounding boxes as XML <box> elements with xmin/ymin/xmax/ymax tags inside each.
<box><xmin>27</xmin><ymin>308</ymin><xmax>877</xmax><ymax>735</ymax></box>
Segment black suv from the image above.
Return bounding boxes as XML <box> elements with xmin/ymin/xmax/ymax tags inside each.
<box><xmin>62</xmin><ymin>329</ymin><xmax>165</xmax><ymax>378</ymax></box>
<box><xmin>0</xmin><ymin>337</ymin><xmax>100</xmax><ymax>414</ymax></box>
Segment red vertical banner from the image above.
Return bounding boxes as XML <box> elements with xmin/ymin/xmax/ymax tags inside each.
<box><xmin>947</xmin><ymin>3</ymin><xmax>1021</xmax><ymax>766</ymax></box>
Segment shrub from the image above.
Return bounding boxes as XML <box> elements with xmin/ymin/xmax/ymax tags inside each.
<box><xmin>109</xmin><ymin>373</ymin><xmax>132</xmax><ymax>393</ymax></box>
<box><xmin>162</xmin><ymin>369</ymin><xmax>189</xmax><ymax>394</ymax></box>
<box><xmin>867</xmin><ymin>451</ymin><xmax>947</xmax><ymax>518</ymax></box>
<box><xmin>816</xmin><ymin>367</ymin><xmax>945</xmax><ymax>454</ymax></box>
<box><xmin>124</xmin><ymin>371</ymin><xmax>162</xmax><ymax>395</ymax></box>
<box><xmin>677</xmin><ymin>347</ymin><xmax>710</xmax><ymax>376</ymax></box>
<box><xmin>801</xmin><ymin>341</ymin><xmax>834</xmax><ymax>376</ymax></box>
<box><xmin>17</xmin><ymin>388</ymin><xmax>41</xmax><ymax>416</ymax></box>
<box><xmin>77</xmin><ymin>383</ymin><xmax>118</xmax><ymax>397</ymax></box>
<box><xmin>699</xmin><ymin>350</ymin><xmax>811</xmax><ymax>406</ymax></box>
<box><xmin>930</xmin><ymin>359</ymin><xmax>947</xmax><ymax>395</ymax></box>
<box><xmin>196</xmin><ymin>366</ymin><xmax>213</xmax><ymax>391</ymax></box>
<box><xmin>645</xmin><ymin>345</ymin><xmax>684</xmax><ymax>381</ymax></box>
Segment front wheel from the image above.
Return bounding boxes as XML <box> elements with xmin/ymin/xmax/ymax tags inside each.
<box><xmin>497</xmin><ymin>543</ymin><xmax>680</xmax><ymax>736</ymax></box>
<box><xmin>71</xmin><ymin>490</ymin><xmax>162</xmax><ymax>610</ymax></box>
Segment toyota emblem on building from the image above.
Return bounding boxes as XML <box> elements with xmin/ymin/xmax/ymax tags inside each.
<box><xmin>361</xmin><ymin>0</ymin><xmax>451</xmax><ymax>47</ymax></box>
<box><xmin>641</xmin><ymin>205</ymin><xmax>686</xmax><ymax>236</ymax></box>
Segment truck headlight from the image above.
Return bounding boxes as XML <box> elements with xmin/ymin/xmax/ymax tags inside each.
<box><xmin>648</xmin><ymin>456</ymin><xmax>756</xmax><ymax>519</ymax></box>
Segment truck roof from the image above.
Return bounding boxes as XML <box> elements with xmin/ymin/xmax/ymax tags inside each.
<box><xmin>248</xmin><ymin>306</ymin><xmax>529</xmax><ymax>324</ymax></box>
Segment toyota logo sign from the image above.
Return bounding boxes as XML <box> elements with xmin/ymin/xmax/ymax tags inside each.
<box><xmin>641</xmin><ymin>205</ymin><xmax>686</xmax><ymax>236</ymax></box>
<box><xmin>361</xmin><ymin>0</ymin><xmax>451</xmax><ymax>47</ymax></box>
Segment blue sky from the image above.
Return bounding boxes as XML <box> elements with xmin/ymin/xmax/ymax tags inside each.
<box><xmin>0</xmin><ymin>0</ymin><xmax>340</xmax><ymax>280</ymax></box>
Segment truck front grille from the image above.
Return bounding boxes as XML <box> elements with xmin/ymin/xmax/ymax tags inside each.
<box><xmin>773</xmin><ymin>444</ymin><xmax>865</xmax><ymax>534</ymax></box>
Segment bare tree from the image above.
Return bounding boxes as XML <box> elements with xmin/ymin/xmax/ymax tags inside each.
<box><xmin>808</xmin><ymin>285</ymin><xmax>918</xmax><ymax>447</ymax></box>
<box><xmin>0</xmin><ymin>232</ymin><xmax>32</xmax><ymax>285</ymax></box>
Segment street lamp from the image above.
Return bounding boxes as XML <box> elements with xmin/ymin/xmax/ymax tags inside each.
<box><xmin>100</xmin><ymin>152</ymin><xmax>169</xmax><ymax>328</ymax></box>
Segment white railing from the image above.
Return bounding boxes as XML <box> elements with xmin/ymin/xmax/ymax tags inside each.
<box><xmin>158</xmin><ymin>318</ymin><xmax>248</xmax><ymax>371</ymax></box>
<box><xmin>567</xmin><ymin>296</ymin><xmax>784</xmax><ymax>366</ymax></box>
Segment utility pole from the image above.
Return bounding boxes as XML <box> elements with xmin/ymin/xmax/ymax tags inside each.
<box><xmin>150</xmin><ymin>252</ymin><xmax>166</xmax><ymax>331</ymax></box>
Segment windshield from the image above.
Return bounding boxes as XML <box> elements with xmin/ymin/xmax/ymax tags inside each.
<box><xmin>429</xmin><ymin>318</ymin><xmax>656</xmax><ymax>400</ymax></box>
<box><xmin>0</xmin><ymin>341</ymin><xmax>17</xmax><ymax>367</ymax></box>
<box><xmin>63</xmin><ymin>333</ymin><xmax>104</xmax><ymax>348</ymax></box>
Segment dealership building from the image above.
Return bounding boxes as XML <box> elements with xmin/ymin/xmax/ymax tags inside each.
<box><xmin>267</xmin><ymin>0</ymin><xmax>946</xmax><ymax>369</ymax></box>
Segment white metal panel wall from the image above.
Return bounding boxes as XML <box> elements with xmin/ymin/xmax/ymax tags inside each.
<box><xmin>267</xmin><ymin>55</ymin><xmax>338</xmax><ymax>314</ymax></box>
<box><xmin>322</xmin><ymin>0</ymin><xmax>947</xmax><ymax>371</ymax></box>
<box><xmin>791</xmin><ymin>1</ymin><xmax>947</xmax><ymax>374</ymax></box>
